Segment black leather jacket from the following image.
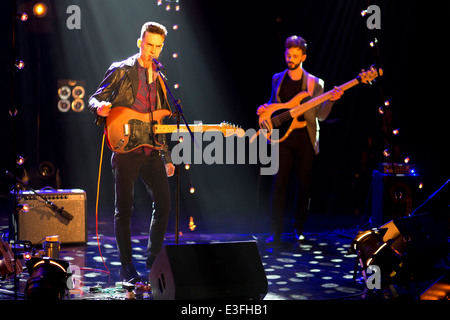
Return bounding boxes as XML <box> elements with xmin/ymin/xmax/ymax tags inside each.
<box><xmin>89</xmin><ymin>53</ymin><xmax>172</xmax><ymax>164</ymax></box>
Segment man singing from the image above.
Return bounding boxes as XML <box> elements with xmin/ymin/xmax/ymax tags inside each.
<box><xmin>89</xmin><ymin>22</ymin><xmax>175</xmax><ymax>282</ymax></box>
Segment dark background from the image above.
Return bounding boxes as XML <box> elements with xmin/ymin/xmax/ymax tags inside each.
<box><xmin>1</xmin><ymin>1</ymin><xmax>448</xmax><ymax>234</ymax></box>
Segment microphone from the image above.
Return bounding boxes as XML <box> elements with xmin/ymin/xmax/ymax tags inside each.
<box><xmin>152</xmin><ymin>58</ymin><xmax>165</xmax><ymax>71</ymax></box>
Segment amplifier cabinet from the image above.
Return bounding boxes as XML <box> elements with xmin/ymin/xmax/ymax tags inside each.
<box><xmin>10</xmin><ymin>189</ymin><xmax>87</xmax><ymax>245</ymax></box>
<box><xmin>371</xmin><ymin>170</ymin><xmax>423</xmax><ymax>227</ymax></box>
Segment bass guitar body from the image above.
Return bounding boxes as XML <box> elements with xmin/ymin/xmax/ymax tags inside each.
<box><xmin>258</xmin><ymin>91</ymin><xmax>310</xmax><ymax>143</ymax></box>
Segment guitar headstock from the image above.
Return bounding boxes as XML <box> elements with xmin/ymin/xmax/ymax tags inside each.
<box><xmin>359</xmin><ymin>66</ymin><xmax>383</xmax><ymax>84</ymax></box>
<box><xmin>219</xmin><ymin>122</ymin><xmax>246</xmax><ymax>137</ymax></box>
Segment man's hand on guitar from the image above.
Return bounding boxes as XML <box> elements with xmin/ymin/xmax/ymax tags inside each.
<box><xmin>165</xmin><ymin>163</ymin><xmax>175</xmax><ymax>177</ymax></box>
<box><xmin>256</xmin><ymin>104</ymin><xmax>268</xmax><ymax>116</ymax></box>
<box><xmin>97</xmin><ymin>101</ymin><xmax>112</xmax><ymax>117</ymax></box>
<box><xmin>329</xmin><ymin>86</ymin><xmax>343</xmax><ymax>102</ymax></box>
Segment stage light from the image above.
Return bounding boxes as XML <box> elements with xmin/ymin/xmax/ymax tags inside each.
<box><xmin>173</xmin><ymin>25</ymin><xmax>179</xmax><ymax>30</ymax></box>
<box><xmin>189</xmin><ymin>187</ymin><xmax>195</xmax><ymax>194</ymax></box>
<box><xmin>57</xmin><ymin>80</ymin><xmax>86</xmax><ymax>113</ymax></box>
<box><xmin>172</xmin><ymin>52</ymin><xmax>178</xmax><ymax>59</ymax></box>
<box><xmin>72</xmin><ymin>85</ymin><xmax>85</xmax><ymax>99</ymax></box>
<box><xmin>57</xmin><ymin>99</ymin><xmax>70</xmax><ymax>112</ymax></box>
<box><xmin>25</xmin><ymin>257</ymin><xmax>70</xmax><ymax>300</ymax></box>
<box><xmin>404</xmin><ymin>157</ymin><xmax>410</xmax><ymax>164</ymax></box>
<box><xmin>174</xmin><ymin>83</ymin><xmax>180</xmax><ymax>89</ymax></box>
<box><xmin>189</xmin><ymin>216</ymin><xmax>196</xmax><ymax>231</ymax></box>
<box><xmin>58</xmin><ymin>86</ymin><xmax>71</xmax><ymax>99</ymax></box>
<box><xmin>378</xmin><ymin>106</ymin><xmax>384</xmax><ymax>114</ymax></box>
<box><xmin>16</xmin><ymin>12</ymin><xmax>28</xmax><ymax>21</ymax></box>
<box><xmin>349</xmin><ymin>228</ymin><xmax>404</xmax><ymax>287</ymax></box>
<box><xmin>17</xmin><ymin>204</ymin><xmax>30</xmax><ymax>213</ymax></box>
<box><xmin>15</xmin><ymin>60</ymin><xmax>25</xmax><ymax>70</ymax></box>
<box><xmin>71</xmin><ymin>98</ymin><xmax>85</xmax><ymax>112</ymax></box>
<box><xmin>39</xmin><ymin>161</ymin><xmax>55</xmax><ymax>178</ymax></box>
<box><xmin>383</xmin><ymin>149</ymin><xmax>390</xmax><ymax>157</ymax></box>
<box><xmin>392</xmin><ymin>129</ymin><xmax>399</xmax><ymax>135</ymax></box>
<box><xmin>16</xmin><ymin>155</ymin><xmax>25</xmax><ymax>166</ymax></box>
<box><xmin>361</xmin><ymin>10</ymin><xmax>368</xmax><ymax>17</ymax></box>
<box><xmin>185</xmin><ymin>164</ymin><xmax>190</xmax><ymax>170</ymax></box>
<box><xmin>369</xmin><ymin>38</ymin><xmax>378</xmax><ymax>47</ymax></box>
<box><xmin>33</xmin><ymin>2</ymin><xmax>48</xmax><ymax>18</ymax></box>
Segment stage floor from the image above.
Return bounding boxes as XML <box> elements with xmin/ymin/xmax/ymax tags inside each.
<box><xmin>1</xmin><ymin>212</ymin><xmax>449</xmax><ymax>302</ymax></box>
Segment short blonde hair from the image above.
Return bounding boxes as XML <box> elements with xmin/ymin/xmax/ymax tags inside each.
<box><xmin>140</xmin><ymin>21</ymin><xmax>168</xmax><ymax>39</ymax></box>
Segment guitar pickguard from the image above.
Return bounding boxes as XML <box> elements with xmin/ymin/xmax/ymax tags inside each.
<box><xmin>122</xmin><ymin>119</ymin><xmax>156</xmax><ymax>152</ymax></box>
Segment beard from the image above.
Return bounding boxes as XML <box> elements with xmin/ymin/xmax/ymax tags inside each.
<box><xmin>287</xmin><ymin>62</ymin><xmax>301</xmax><ymax>70</ymax></box>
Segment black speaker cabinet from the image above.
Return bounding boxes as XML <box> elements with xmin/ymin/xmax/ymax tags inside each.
<box><xmin>380</xmin><ymin>211</ymin><xmax>449</xmax><ymax>272</ymax></box>
<box><xmin>149</xmin><ymin>241</ymin><xmax>268</xmax><ymax>300</ymax></box>
<box><xmin>371</xmin><ymin>169</ymin><xmax>423</xmax><ymax>227</ymax></box>
<box><xmin>10</xmin><ymin>189</ymin><xmax>87</xmax><ymax>244</ymax></box>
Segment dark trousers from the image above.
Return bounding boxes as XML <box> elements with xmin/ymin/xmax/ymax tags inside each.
<box><xmin>111</xmin><ymin>150</ymin><xmax>170</xmax><ymax>265</ymax></box>
<box><xmin>270</xmin><ymin>128</ymin><xmax>315</xmax><ymax>237</ymax></box>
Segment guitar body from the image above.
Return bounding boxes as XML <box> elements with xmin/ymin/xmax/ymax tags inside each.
<box><xmin>106</xmin><ymin>107</ymin><xmax>171</xmax><ymax>153</ymax></box>
<box><xmin>258</xmin><ymin>91</ymin><xmax>310</xmax><ymax>143</ymax></box>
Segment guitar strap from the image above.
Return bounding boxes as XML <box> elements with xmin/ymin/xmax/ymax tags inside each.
<box><xmin>157</xmin><ymin>75</ymin><xmax>167</xmax><ymax>100</ymax></box>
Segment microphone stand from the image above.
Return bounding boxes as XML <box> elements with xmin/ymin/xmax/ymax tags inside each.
<box><xmin>153</xmin><ymin>61</ymin><xmax>196</xmax><ymax>245</ymax></box>
<box><xmin>5</xmin><ymin>171</ymin><xmax>74</xmax><ymax>224</ymax></box>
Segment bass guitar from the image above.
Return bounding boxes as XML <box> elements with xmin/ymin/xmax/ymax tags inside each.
<box><xmin>106</xmin><ymin>107</ymin><xmax>245</xmax><ymax>153</ymax></box>
<box><xmin>258</xmin><ymin>66</ymin><xmax>383</xmax><ymax>143</ymax></box>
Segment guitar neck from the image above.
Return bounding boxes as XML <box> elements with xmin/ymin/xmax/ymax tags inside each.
<box><xmin>290</xmin><ymin>77</ymin><xmax>360</xmax><ymax>118</ymax></box>
<box><xmin>154</xmin><ymin>124</ymin><xmax>223</xmax><ymax>134</ymax></box>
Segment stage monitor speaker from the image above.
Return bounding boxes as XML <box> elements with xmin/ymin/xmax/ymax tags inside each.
<box><xmin>371</xmin><ymin>169</ymin><xmax>423</xmax><ymax>227</ymax></box>
<box><xmin>10</xmin><ymin>189</ymin><xmax>87</xmax><ymax>245</ymax></box>
<box><xmin>380</xmin><ymin>211</ymin><xmax>449</xmax><ymax>271</ymax></box>
<box><xmin>149</xmin><ymin>241</ymin><xmax>268</xmax><ymax>300</ymax></box>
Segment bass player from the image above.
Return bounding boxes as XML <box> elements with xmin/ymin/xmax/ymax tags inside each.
<box><xmin>257</xmin><ymin>35</ymin><xmax>343</xmax><ymax>244</ymax></box>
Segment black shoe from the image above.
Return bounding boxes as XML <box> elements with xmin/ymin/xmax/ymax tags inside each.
<box><xmin>120</xmin><ymin>263</ymin><xmax>141</xmax><ymax>283</ymax></box>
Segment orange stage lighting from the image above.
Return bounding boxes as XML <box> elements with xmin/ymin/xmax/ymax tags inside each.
<box><xmin>33</xmin><ymin>2</ymin><xmax>48</xmax><ymax>17</ymax></box>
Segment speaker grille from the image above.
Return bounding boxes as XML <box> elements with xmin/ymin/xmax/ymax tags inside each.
<box><xmin>10</xmin><ymin>189</ymin><xmax>87</xmax><ymax>244</ymax></box>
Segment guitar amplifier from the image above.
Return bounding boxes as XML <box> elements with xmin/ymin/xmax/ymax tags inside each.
<box><xmin>9</xmin><ymin>189</ymin><xmax>87</xmax><ymax>245</ymax></box>
<box><xmin>371</xmin><ymin>170</ymin><xmax>423</xmax><ymax>227</ymax></box>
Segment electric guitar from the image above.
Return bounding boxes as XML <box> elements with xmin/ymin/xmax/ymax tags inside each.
<box><xmin>258</xmin><ymin>66</ymin><xmax>383</xmax><ymax>143</ymax></box>
<box><xmin>106</xmin><ymin>107</ymin><xmax>245</xmax><ymax>153</ymax></box>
